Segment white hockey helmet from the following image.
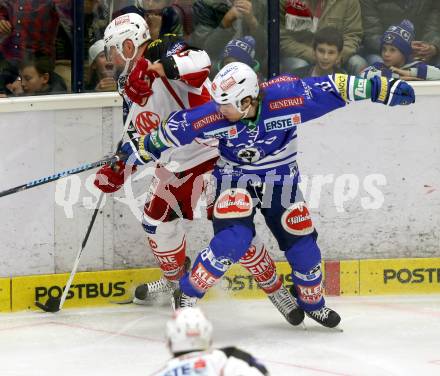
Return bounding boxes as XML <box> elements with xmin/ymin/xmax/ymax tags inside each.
<box><xmin>104</xmin><ymin>13</ymin><xmax>151</xmax><ymax>63</ymax></box>
<box><xmin>166</xmin><ymin>308</ymin><xmax>213</xmax><ymax>354</ymax></box>
<box><xmin>212</xmin><ymin>61</ymin><xmax>259</xmax><ymax>113</ymax></box>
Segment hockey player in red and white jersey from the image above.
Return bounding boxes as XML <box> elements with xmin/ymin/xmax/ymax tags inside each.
<box><xmin>94</xmin><ymin>13</ymin><xmax>300</xmax><ymax>326</ymax></box>
<box><xmin>152</xmin><ymin>307</ymin><xmax>269</xmax><ymax>376</ymax></box>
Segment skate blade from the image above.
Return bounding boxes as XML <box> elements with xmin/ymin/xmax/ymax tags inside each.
<box><xmin>302</xmin><ymin>318</ymin><xmax>343</xmax><ymax>332</ymax></box>
<box><xmin>331</xmin><ymin>325</ymin><xmax>343</xmax><ymax>332</ymax></box>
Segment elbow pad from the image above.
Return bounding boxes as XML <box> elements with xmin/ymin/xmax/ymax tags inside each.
<box><xmin>161</xmin><ymin>49</ymin><xmax>211</xmax><ymax>87</ymax></box>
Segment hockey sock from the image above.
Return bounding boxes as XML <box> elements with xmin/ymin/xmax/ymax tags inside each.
<box><xmin>286</xmin><ymin>234</ymin><xmax>325</xmax><ymax>311</ymax></box>
<box><xmin>181</xmin><ymin>225</ymin><xmax>253</xmax><ymax>298</ymax></box>
<box><xmin>239</xmin><ymin>237</ymin><xmax>281</xmax><ymax>294</ymax></box>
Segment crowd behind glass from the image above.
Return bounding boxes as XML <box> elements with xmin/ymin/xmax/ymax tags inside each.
<box><xmin>1</xmin><ymin>0</ymin><xmax>439</xmax><ymax>97</ymax></box>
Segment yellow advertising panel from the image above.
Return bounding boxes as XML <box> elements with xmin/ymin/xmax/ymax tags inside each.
<box><xmin>0</xmin><ymin>278</ymin><xmax>11</xmax><ymax>312</ymax></box>
<box><xmin>8</xmin><ymin>257</ymin><xmax>440</xmax><ymax>312</ymax></box>
<box><xmin>360</xmin><ymin>258</ymin><xmax>440</xmax><ymax>295</ymax></box>
<box><xmin>208</xmin><ymin>262</ymin><xmax>293</xmax><ymax>300</ymax></box>
<box><xmin>11</xmin><ymin>268</ymin><xmax>162</xmax><ymax>311</ymax></box>
<box><xmin>340</xmin><ymin>260</ymin><xmax>360</xmax><ymax>296</ymax></box>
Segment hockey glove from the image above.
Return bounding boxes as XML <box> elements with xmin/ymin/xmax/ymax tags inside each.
<box><xmin>125</xmin><ymin>58</ymin><xmax>158</xmax><ymax>106</ymax></box>
<box><xmin>94</xmin><ymin>160</ymin><xmax>136</xmax><ymax>193</ymax></box>
<box><xmin>370</xmin><ymin>76</ymin><xmax>415</xmax><ymax>106</ymax></box>
<box><xmin>120</xmin><ymin>136</ymin><xmax>153</xmax><ymax>166</ymax></box>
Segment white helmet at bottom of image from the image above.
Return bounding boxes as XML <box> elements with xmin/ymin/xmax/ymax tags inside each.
<box><xmin>212</xmin><ymin>62</ymin><xmax>259</xmax><ymax>113</ymax></box>
<box><xmin>166</xmin><ymin>307</ymin><xmax>213</xmax><ymax>354</ymax></box>
<box><xmin>103</xmin><ymin>12</ymin><xmax>151</xmax><ymax>63</ymax></box>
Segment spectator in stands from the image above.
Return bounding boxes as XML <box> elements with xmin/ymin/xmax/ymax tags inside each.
<box><xmin>112</xmin><ymin>0</ymin><xmax>144</xmax><ymax>19</ymax></box>
<box><xmin>191</xmin><ymin>0</ymin><xmax>267</xmax><ymax>72</ymax></box>
<box><xmin>117</xmin><ymin>1</ymin><xmax>192</xmax><ymax>41</ymax></box>
<box><xmin>280</xmin><ymin>0</ymin><xmax>364</xmax><ymax>75</ymax></box>
<box><xmin>292</xmin><ymin>26</ymin><xmax>347</xmax><ymax>78</ymax></box>
<box><xmin>215</xmin><ymin>35</ymin><xmax>260</xmax><ymax>78</ymax></box>
<box><xmin>54</xmin><ymin>0</ymin><xmax>110</xmax><ymax>93</ymax></box>
<box><xmin>359</xmin><ymin>0</ymin><xmax>440</xmax><ymax>66</ymax></box>
<box><xmin>85</xmin><ymin>0</ymin><xmax>110</xmax><ymax>46</ymax></box>
<box><xmin>86</xmin><ymin>39</ymin><xmax>117</xmax><ymax>92</ymax></box>
<box><xmin>138</xmin><ymin>0</ymin><xmax>175</xmax><ymax>40</ymax></box>
<box><xmin>361</xmin><ymin>20</ymin><xmax>440</xmax><ymax>81</ymax></box>
<box><xmin>19</xmin><ymin>54</ymin><xmax>67</xmax><ymax>95</ymax></box>
<box><xmin>158</xmin><ymin>1</ymin><xmax>194</xmax><ymax>40</ymax></box>
<box><xmin>0</xmin><ymin>1</ymin><xmax>72</xmax><ymax>66</ymax></box>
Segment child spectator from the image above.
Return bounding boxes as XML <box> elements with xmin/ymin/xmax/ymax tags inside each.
<box><xmin>86</xmin><ymin>39</ymin><xmax>117</xmax><ymax>92</ymax></box>
<box><xmin>19</xmin><ymin>55</ymin><xmax>67</xmax><ymax>95</ymax></box>
<box><xmin>292</xmin><ymin>26</ymin><xmax>347</xmax><ymax>78</ymax></box>
<box><xmin>359</xmin><ymin>0</ymin><xmax>440</xmax><ymax>66</ymax></box>
<box><xmin>361</xmin><ymin>20</ymin><xmax>440</xmax><ymax>81</ymax></box>
<box><xmin>215</xmin><ymin>36</ymin><xmax>260</xmax><ymax>78</ymax></box>
<box><xmin>280</xmin><ymin>0</ymin><xmax>364</xmax><ymax>75</ymax></box>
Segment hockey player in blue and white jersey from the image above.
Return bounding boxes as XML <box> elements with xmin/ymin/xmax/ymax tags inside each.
<box><xmin>95</xmin><ymin>14</ymin><xmax>303</xmax><ymax>327</ymax></box>
<box><xmin>122</xmin><ymin>62</ymin><xmax>415</xmax><ymax>328</ymax></box>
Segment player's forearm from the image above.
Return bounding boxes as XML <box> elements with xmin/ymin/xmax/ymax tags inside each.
<box><xmin>133</xmin><ymin>115</ymin><xmax>197</xmax><ymax>164</ymax></box>
<box><xmin>332</xmin><ymin>74</ymin><xmax>415</xmax><ymax>106</ymax></box>
<box><xmin>332</xmin><ymin>74</ymin><xmax>372</xmax><ymax>102</ymax></box>
<box><xmin>121</xmin><ymin>124</ymin><xmax>173</xmax><ymax>166</ymax></box>
<box><xmin>332</xmin><ymin>73</ymin><xmax>401</xmax><ymax>103</ymax></box>
<box><xmin>138</xmin><ymin>127</ymin><xmax>173</xmax><ymax>160</ymax></box>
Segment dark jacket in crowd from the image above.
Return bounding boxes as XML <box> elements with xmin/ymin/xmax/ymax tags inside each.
<box><xmin>191</xmin><ymin>0</ymin><xmax>267</xmax><ymax>66</ymax></box>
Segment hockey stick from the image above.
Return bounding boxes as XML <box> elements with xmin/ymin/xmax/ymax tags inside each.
<box><xmin>35</xmin><ymin>191</ymin><xmax>105</xmax><ymax>313</ymax></box>
<box><xmin>0</xmin><ymin>155</ymin><xmax>124</xmax><ymax>198</ymax></box>
<box><xmin>35</xmin><ymin>109</ymin><xmax>135</xmax><ymax>313</ymax></box>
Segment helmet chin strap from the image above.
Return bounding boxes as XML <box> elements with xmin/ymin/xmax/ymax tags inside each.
<box><xmin>236</xmin><ymin>100</ymin><xmax>254</xmax><ymax>119</ymax></box>
<box><xmin>119</xmin><ymin>44</ymin><xmax>139</xmax><ymax>77</ymax></box>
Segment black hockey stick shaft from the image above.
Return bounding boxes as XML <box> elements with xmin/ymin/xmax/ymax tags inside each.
<box><xmin>57</xmin><ymin>191</ymin><xmax>104</xmax><ymax>310</ymax></box>
<box><xmin>0</xmin><ymin>154</ymin><xmax>123</xmax><ymax>198</ymax></box>
<box><xmin>53</xmin><ymin>110</ymin><xmax>136</xmax><ymax>312</ymax></box>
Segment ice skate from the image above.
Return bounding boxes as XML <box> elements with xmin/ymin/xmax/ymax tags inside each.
<box><xmin>132</xmin><ymin>277</ymin><xmax>178</xmax><ymax>305</ymax></box>
<box><xmin>132</xmin><ymin>257</ymin><xmax>191</xmax><ymax>305</ymax></box>
<box><xmin>173</xmin><ymin>288</ymin><xmax>198</xmax><ymax>310</ymax></box>
<box><xmin>305</xmin><ymin>306</ymin><xmax>341</xmax><ymax>329</ymax></box>
<box><xmin>268</xmin><ymin>285</ymin><xmax>305</xmax><ymax>326</ymax></box>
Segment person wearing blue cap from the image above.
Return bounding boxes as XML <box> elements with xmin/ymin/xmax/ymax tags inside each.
<box><xmin>361</xmin><ymin>20</ymin><xmax>440</xmax><ymax>81</ymax></box>
<box><xmin>216</xmin><ymin>36</ymin><xmax>260</xmax><ymax>78</ymax></box>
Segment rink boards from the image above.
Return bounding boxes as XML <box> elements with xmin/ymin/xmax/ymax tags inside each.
<box><xmin>0</xmin><ymin>257</ymin><xmax>439</xmax><ymax>312</ymax></box>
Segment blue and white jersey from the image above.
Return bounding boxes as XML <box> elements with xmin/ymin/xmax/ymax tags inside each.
<box><xmin>150</xmin><ymin>74</ymin><xmax>350</xmax><ymax>182</ymax></box>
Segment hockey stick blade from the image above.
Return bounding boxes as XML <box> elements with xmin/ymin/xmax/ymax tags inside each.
<box><xmin>110</xmin><ymin>298</ymin><xmax>135</xmax><ymax>305</ymax></box>
<box><xmin>35</xmin><ymin>297</ymin><xmax>61</xmax><ymax>313</ymax></box>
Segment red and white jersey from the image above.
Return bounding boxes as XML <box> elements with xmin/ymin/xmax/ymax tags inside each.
<box><xmin>151</xmin><ymin>349</ymin><xmax>266</xmax><ymax>376</ymax></box>
<box><xmin>121</xmin><ymin>49</ymin><xmax>218</xmax><ymax>172</ymax></box>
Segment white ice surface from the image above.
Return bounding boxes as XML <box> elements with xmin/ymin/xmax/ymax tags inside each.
<box><xmin>0</xmin><ymin>295</ymin><xmax>439</xmax><ymax>376</ymax></box>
